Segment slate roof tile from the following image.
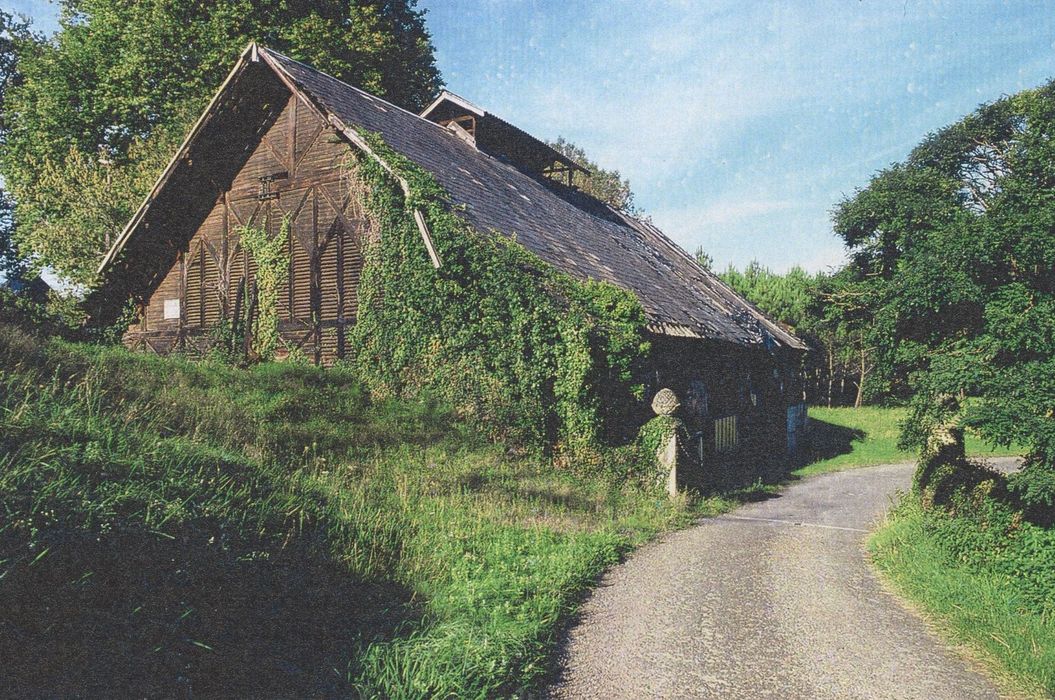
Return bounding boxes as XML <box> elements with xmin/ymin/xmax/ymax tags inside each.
<box><xmin>260</xmin><ymin>49</ymin><xmax>805</xmax><ymax>351</ymax></box>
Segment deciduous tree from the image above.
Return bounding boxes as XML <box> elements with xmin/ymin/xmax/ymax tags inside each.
<box><xmin>548</xmin><ymin>137</ymin><xmax>637</xmax><ymax>214</ymax></box>
<box><xmin>835</xmin><ymin>80</ymin><xmax>1055</xmax><ymax>511</ymax></box>
<box><xmin>0</xmin><ymin>9</ymin><xmax>30</xmax><ymax>278</ymax></box>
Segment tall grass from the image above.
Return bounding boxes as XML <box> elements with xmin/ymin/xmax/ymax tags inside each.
<box><xmin>870</xmin><ymin>498</ymin><xmax>1055</xmax><ymax>698</ymax></box>
<box><xmin>0</xmin><ymin>323</ymin><xmax>723</xmax><ymax>696</ymax></box>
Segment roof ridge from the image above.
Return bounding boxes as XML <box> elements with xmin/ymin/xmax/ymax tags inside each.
<box><xmin>261</xmin><ymin>46</ymin><xmax>596</xmax><ymax>211</ymax></box>
<box><xmin>258</xmin><ymin>46</ymin><xmax>452</xmax><ymax>134</ymax></box>
<box><xmin>259</xmin><ymin>47</ymin><xmax>581</xmax><ymax>182</ymax></box>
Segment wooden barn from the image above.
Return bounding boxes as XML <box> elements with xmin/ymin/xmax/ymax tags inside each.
<box><xmin>93</xmin><ymin>44</ymin><xmax>808</xmax><ymax>460</ymax></box>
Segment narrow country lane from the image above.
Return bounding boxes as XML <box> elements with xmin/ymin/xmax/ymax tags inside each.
<box><xmin>549</xmin><ymin>461</ymin><xmax>1020</xmax><ymax>700</ymax></box>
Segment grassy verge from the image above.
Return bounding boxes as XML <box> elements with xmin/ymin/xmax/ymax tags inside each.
<box><xmin>869</xmin><ymin>497</ymin><xmax>1055</xmax><ymax>698</ymax></box>
<box><xmin>0</xmin><ymin>324</ymin><xmax>744</xmax><ymax>697</ymax></box>
<box><xmin>795</xmin><ymin>406</ymin><xmax>1019</xmax><ymax>478</ymax></box>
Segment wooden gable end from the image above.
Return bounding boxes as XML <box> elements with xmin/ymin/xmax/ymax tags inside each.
<box><xmin>124</xmin><ymin>88</ymin><xmax>370</xmax><ymax>364</ymax></box>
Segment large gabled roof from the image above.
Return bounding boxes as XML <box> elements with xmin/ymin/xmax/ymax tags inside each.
<box><xmin>99</xmin><ymin>44</ymin><xmax>806</xmax><ymax>351</ymax></box>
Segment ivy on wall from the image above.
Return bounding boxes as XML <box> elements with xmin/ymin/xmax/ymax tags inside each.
<box><xmin>346</xmin><ymin>132</ymin><xmax>650</xmax><ymax>454</ymax></box>
<box><xmin>237</xmin><ymin>216</ymin><xmax>290</xmax><ymax>362</ymax></box>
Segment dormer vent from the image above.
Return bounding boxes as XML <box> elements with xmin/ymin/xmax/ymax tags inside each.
<box><xmin>420</xmin><ymin>90</ymin><xmax>586</xmax><ymax>183</ymax></box>
<box><xmin>444</xmin><ymin>114</ymin><xmax>476</xmax><ymax>138</ymax></box>
<box><xmin>445</xmin><ymin>119</ymin><xmax>476</xmax><ymax>147</ymax></box>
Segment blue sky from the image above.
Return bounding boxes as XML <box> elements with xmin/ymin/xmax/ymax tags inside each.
<box><xmin>11</xmin><ymin>1</ymin><xmax>1055</xmax><ymax>273</ymax></box>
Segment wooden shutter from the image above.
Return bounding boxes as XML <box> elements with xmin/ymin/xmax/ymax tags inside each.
<box><xmin>290</xmin><ymin>213</ymin><xmax>312</xmax><ymax>322</ymax></box>
<box><xmin>319</xmin><ymin>228</ymin><xmax>340</xmax><ymax>322</ymax></box>
<box><xmin>202</xmin><ymin>245</ymin><xmax>222</xmax><ymax>326</ymax></box>
<box><xmin>185</xmin><ymin>243</ymin><xmax>203</xmax><ymax>328</ymax></box>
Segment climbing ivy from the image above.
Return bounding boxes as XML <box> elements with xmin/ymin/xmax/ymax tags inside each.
<box><xmin>347</xmin><ymin>132</ymin><xmax>650</xmax><ymax>455</ymax></box>
<box><xmin>237</xmin><ymin>216</ymin><xmax>290</xmax><ymax>362</ymax></box>
<box><xmin>637</xmin><ymin>415</ymin><xmax>681</xmax><ymax>459</ymax></box>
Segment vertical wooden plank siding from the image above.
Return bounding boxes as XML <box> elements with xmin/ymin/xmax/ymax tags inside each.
<box><xmin>123</xmin><ymin>90</ymin><xmax>368</xmax><ymax>365</ymax></box>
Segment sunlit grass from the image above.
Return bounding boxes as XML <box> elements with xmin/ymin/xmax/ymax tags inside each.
<box><xmin>869</xmin><ymin>498</ymin><xmax>1055</xmax><ymax>699</ymax></box>
<box><xmin>794</xmin><ymin>406</ymin><xmax>1020</xmax><ymax>478</ymax></box>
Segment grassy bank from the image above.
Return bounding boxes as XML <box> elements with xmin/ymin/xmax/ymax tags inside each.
<box><xmin>870</xmin><ymin>498</ymin><xmax>1055</xmax><ymax>697</ymax></box>
<box><xmin>0</xmin><ymin>324</ymin><xmax>743</xmax><ymax>697</ymax></box>
<box><xmin>796</xmin><ymin>406</ymin><xmax>1019</xmax><ymax>477</ymax></box>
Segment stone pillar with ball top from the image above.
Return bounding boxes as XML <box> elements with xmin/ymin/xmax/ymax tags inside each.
<box><xmin>645</xmin><ymin>388</ymin><xmax>683</xmax><ymax>498</ymax></box>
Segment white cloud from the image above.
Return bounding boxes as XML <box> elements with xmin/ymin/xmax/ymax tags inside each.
<box><xmin>483</xmin><ymin>3</ymin><xmax>820</xmax><ymax>186</ymax></box>
<box><xmin>651</xmin><ymin>198</ymin><xmax>796</xmax><ymax>236</ymax></box>
<box><xmin>697</xmin><ymin>199</ymin><xmax>797</xmax><ymax>227</ymax></box>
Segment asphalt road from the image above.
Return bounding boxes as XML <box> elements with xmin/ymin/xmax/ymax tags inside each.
<box><xmin>549</xmin><ymin>460</ymin><xmax>1022</xmax><ymax>700</ymax></box>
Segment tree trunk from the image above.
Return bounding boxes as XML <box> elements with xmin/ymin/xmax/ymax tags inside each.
<box><xmin>827</xmin><ymin>343</ymin><xmax>834</xmax><ymax>408</ymax></box>
<box><xmin>854</xmin><ymin>345</ymin><xmax>866</xmax><ymax>409</ymax></box>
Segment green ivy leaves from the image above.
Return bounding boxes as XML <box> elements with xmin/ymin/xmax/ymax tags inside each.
<box><xmin>346</xmin><ymin>133</ymin><xmax>650</xmax><ymax>456</ymax></box>
<box><xmin>238</xmin><ymin>216</ymin><xmax>290</xmax><ymax>362</ymax></box>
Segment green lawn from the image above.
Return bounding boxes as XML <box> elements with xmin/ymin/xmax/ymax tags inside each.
<box><xmin>795</xmin><ymin>406</ymin><xmax>1020</xmax><ymax>478</ymax></box>
<box><xmin>870</xmin><ymin>499</ymin><xmax>1055</xmax><ymax>699</ymax></box>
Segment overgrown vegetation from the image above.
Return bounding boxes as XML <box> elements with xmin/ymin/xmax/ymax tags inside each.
<box><xmin>870</xmin><ymin>443</ymin><xmax>1055</xmax><ymax>696</ymax></box>
<box><xmin>0</xmin><ymin>316</ymin><xmax>747</xmax><ymax>696</ymax></box>
<box><xmin>870</xmin><ymin>499</ymin><xmax>1055</xmax><ymax>698</ymax></box>
<box><xmin>237</xmin><ymin>217</ymin><xmax>291</xmax><ymax>362</ymax></box>
<box><xmin>348</xmin><ymin>135</ymin><xmax>650</xmax><ymax>455</ymax></box>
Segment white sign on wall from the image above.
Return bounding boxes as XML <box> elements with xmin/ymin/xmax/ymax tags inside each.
<box><xmin>163</xmin><ymin>298</ymin><xmax>180</xmax><ymax>320</ymax></box>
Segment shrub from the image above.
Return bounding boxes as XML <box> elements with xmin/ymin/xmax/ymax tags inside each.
<box><xmin>913</xmin><ymin>451</ymin><xmax>1055</xmax><ymax>618</ymax></box>
<box><xmin>1007</xmin><ymin>462</ymin><xmax>1055</xmax><ymax>526</ymax></box>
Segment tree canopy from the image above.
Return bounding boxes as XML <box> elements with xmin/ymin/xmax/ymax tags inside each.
<box><xmin>1</xmin><ymin>0</ymin><xmax>441</xmax><ymax>286</ymax></box>
<box><xmin>718</xmin><ymin>261</ymin><xmax>866</xmax><ymax>407</ymax></box>
<box><xmin>0</xmin><ymin>9</ymin><xmax>30</xmax><ymax>278</ymax></box>
<box><xmin>834</xmin><ymin>79</ymin><xmax>1055</xmax><ymax>506</ymax></box>
<box><xmin>547</xmin><ymin>137</ymin><xmax>637</xmax><ymax>214</ymax></box>
<box><xmin>720</xmin><ymin>261</ymin><xmax>818</xmax><ymax>329</ymax></box>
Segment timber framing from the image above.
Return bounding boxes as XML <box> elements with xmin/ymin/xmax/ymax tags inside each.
<box><xmin>98</xmin><ymin>43</ymin><xmax>440</xmax><ymax>277</ymax></box>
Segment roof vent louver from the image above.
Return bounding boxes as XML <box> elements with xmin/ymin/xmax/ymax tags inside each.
<box><xmin>420</xmin><ymin>90</ymin><xmax>586</xmax><ymax>182</ymax></box>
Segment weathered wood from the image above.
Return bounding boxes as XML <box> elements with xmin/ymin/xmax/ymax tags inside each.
<box><xmin>124</xmin><ymin>78</ymin><xmax>366</xmax><ymax>365</ymax></box>
<box><xmin>97</xmin><ymin>43</ymin><xmax>260</xmax><ymax>274</ymax></box>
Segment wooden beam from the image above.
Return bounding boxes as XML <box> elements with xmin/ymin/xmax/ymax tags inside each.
<box><xmin>254</xmin><ymin>50</ymin><xmax>442</xmax><ymax>269</ymax></box>
<box><xmin>317</xmin><ymin>185</ymin><xmax>363</xmax><ymax>241</ymax></box>
<box><xmin>97</xmin><ymin>42</ymin><xmax>259</xmax><ymax>274</ymax></box>
<box><xmin>325</xmin><ymin>116</ymin><xmax>442</xmax><ymax>269</ymax></box>
<box><xmin>445</xmin><ymin>119</ymin><xmax>476</xmax><ymax>147</ymax></box>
